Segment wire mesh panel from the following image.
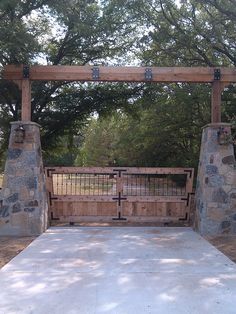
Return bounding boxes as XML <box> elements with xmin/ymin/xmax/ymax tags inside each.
<box><xmin>122</xmin><ymin>174</ymin><xmax>187</xmax><ymax>196</ymax></box>
<box><xmin>52</xmin><ymin>173</ymin><xmax>117</xmax><ymax>196</ymax></box>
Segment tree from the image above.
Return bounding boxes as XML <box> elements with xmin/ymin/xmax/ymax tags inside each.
<box><xmin>0</xmin><ymin>0</ymin><xmax>140</xmax><ymax>166</ymax></box>
<box><xmin>78</xmin><ymin>83</ymin><xmax>210</xmax><ymax>168</ymax></box>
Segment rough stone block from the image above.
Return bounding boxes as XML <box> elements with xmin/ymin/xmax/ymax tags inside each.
<box><xmin>0</xmin><ymin>121</ymin><xmax>48</xmax><ymax>236</ymax></box>
<box><xmin>196</xmin><ymin>123</ymin><xmax>236</xmax><ymax>236</ymax></box>
<box><xmin>206</xmin><ymin>165</ymin><xmax>218</xmax><ymax>175</ymax></box>
<box><xmin>207</xmin><ymin>175</ymin><xmax>225</xmax><ymax>187</ymax></box>
<box><xmin>12</xmin><ymin>202</ymin><xmax>22</xmax><ymax>213</ymax></box>
<box><xmin>5</xmin><ymin>193</ymin><xmax>18</xmax><ymax>203</ymax></box>
<box><xmin>207</xmin><ymin>207</ymin><xmax>225</xmax><ymax>221</ymax></box>
<box><xmin>19</xmin><ymin>186</ymin><xmax>30</xmax><ymax>201</ymax></box>
<box><xmin>222</xmin><ymin>155</ymin><xmax>235</xmax><ymax>165</ymax></box>
<box><xmin>11</xmin><ymin>212</ymin><xmax>28</xmax><ymax>228</ymax></box>
<box><xmin>7</xmin><ymin>148</ymin><xmax>22</xmax><ymax>160</ymax></box>
<box><xmin>212</xmin><ymin>188</ymin><xmax>229</xmax><ymax>203</ymax></box>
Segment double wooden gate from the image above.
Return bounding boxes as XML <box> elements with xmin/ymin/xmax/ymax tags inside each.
<box><xmin>45</xmin><ymin>167</ymin><xmax>194</xmax><ymax>223</ymax></box>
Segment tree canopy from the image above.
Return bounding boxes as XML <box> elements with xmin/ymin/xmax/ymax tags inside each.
<box><xmin>0</xmin><ymin>0</ymin><xmax>236</xmax><ymax>169</ymax></box>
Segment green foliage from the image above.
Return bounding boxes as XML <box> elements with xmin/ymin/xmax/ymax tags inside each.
<box><xmin>78</xmin><ymin>83</ymin><xmax>210</xmax><ymax>168</ymax></box>
<box><xmin>1</xmin><ymin>0</ymin><xmax>236</xmax><ymax>170</ymax></box>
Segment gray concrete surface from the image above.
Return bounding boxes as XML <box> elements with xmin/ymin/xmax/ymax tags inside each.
<box><xmin>0</xmin><ymin>227</ymin><xmax>236</xmax><ymax>314</ymax></box>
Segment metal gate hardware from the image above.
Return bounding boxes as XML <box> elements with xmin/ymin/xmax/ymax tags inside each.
<box><xmin>50</xmin><ymin>212</ymin><xmax>60</xmax><ymax>220</ymax></box>
<box><xmin>184</xmin><ymin>169</ymin><xmax>193</xmax><ymax>178</ymax></box>
<box><xmin>214</xmin><ymin>69</ymin><xmax>221</xmax><ymax>81</ymax></box>
<box><xmin>113</xmin><ymin>169</ymin><xmax>127</xmax><ymax>177</ymax></box>
<box><xmin>23</xmin><ymin>65</ymin><xmax>30</xmax><ymax>79</ymax></box>
<box><xmin>112</xmin><ymin>211</ymin><xmax>127</xmax><ymax>221</ymax></box>
<box><xmin>92</xmin><ymin>67</ymin><xmax>100</xmax><ymax>80</ymax></box>
<box><xmin>112</xmin><ymin>192</ymin><xmax>127</xmax><ymax>206</ymax></box>
<box><xmin>48</xmin><ymin>192</ymin><xmax>58</xmax><ymax>206</ymax></box>
<box><xmin>145</xmin><ymin>68</ymin><xmax>153</xmax><ymax>81</ymax></box>
<box><xmin>181</xmin><ymin>193</ymin><xmax>192</xmax><ymax>207</ymax></box>
<box><xmin>179</xmin><ymin>212</ymin><xmax>188</xmax><ymax>221</ymax></box>
<box><xmin>46</xmin><ymin>168</ymin><xmax>56</xmax><ymax>177</ymax></box>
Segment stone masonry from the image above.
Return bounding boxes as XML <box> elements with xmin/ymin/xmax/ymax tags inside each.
<box><xmin>195</xmin><ymin>123</ymin><xmax>236</xmax><ymax>235</ymax></box>
<box><xmin>0</xmin><ymin>122</ymin><xmax>48</xmax><ymax>236</ymax></box>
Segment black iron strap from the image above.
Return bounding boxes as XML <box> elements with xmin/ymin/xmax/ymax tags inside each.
<box><xmin>214</xmin><ymin>68</ymin><xmax>221</xmax><ymax>81</ymax></box>
<box><xmin>113</xmin><ymin>169</ymin><xmax>127</xmax><ymax>177</ymax></box>
<box><xmin>23</xmin><ymin>65</ymin><xmax>30</xmax><ymax>79</ymax></box>
<box><xmin>112</xmin><ymin>192</ymin><xmax>127</xmax><ymax>206</ymax></box>
<box><xmin>145</xmin><ymin>68</ymin><xmax>153</xmax><ymax>81</ymax></box>
<box><xmin>92</xmin><ymin>67</ymin><xmax>100</xmax><ymax>80</ymax></box>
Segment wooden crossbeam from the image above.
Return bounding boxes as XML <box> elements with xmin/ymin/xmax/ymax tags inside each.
<box><xmin>2</xmin><ymin>64</ymin><xmax>236</xmax><ymax>83</ymax></box>
<box><xmin>3</xmin><ymin>64</ymin><xmax>235</xmax><ymax>123</ymax></box>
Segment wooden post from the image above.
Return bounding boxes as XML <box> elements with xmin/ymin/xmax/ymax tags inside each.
<box><xmin>21</xmin><ymin>79</ymin><xmax>31</xmax><ymax>121</ymax></box>
<box><xmin>211</xmin><ymin>81</ymin><xmax>222</xmax><ymax>123</ymax></box>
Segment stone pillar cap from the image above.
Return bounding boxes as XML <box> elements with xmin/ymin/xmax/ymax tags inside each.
<box><xmin>202</xmin><ymin>123</ymin><xmax>231</xmax><ymax>129</ymax></box>
<box><xmin>11</xmin><ymin>121</ymin><xmax>41</xmax><ymax>127</ymax></box>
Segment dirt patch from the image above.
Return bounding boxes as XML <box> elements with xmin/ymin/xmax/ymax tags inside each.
<box><xmin>206</xmin><ymin>235</ymin><xmax>236</xmax><ymax>263</ymax></box>
<box><xmin>0</xmin><ymin>236</ymin><xmax>36</xmax><ymax>268</ymax></box>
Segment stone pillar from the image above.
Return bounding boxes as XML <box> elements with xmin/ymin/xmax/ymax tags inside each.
<box><xmin>195</xmin><ymin>123</ymin><xmax>236</xmax><ymax>235</ymax></box>
<box><xmin>0</xmin><ymin>122</ymin><xmax>48</xmax><ymax>236</ymax></box>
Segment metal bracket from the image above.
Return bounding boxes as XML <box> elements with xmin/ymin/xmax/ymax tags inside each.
<box><xmin>46</xmin><ymin>168</ymin><xmax>56</xmax><ymax>177</ymax></box>
<box><xmin>113</xmin><ymin>169</ymin><xmax>127</xmax><ymax>177</ymax></box>
<box><xmin>92</xmin><ymin>67</ymin><xmax>100</xmax><ymax>80</ymax></box>
<box><xmin>50</xmin><ymin>212</ymin><xmax>60</xmax><ymax>221</ymax></box>
<box><xmin>112</xmin><ymin>211</ymin><xmax>127</xmax><ymax>221</ymax></box>
<box><xmin>112</xmin><ymin>192</ymin><xmax>127</xmax><ymax>206</ymax></box>
<box><xmin>23</xmin><ymin>65</ymin><xmax>30</xmax><ymax>79</ymax></box>
<box><xmin>181</xmin><ymin>192</ymin><xmax>194</xmax><ymax>207</ymax></box>
<box><xmin>214</xmin><ymin>68</ymin><xmax>221</xmax><ymax>81</ymax></box>
<box><xmin>179</xmin><ymin>212</ymin><xmax>188</xmax><ymax>221</ymax></box>
<box><xmin>48</xmin><ymin>192</ymin><xmax>58</xmax><ymax>206</ymax></box>
<box><xmin>184</xmin><ymin>169</ymin><xmax>193</xmax><ymax>178</ymax></box>
<box><xmin>145</xmin><ymin>68</ymin><xmax>153</xmax><ymax>81</ymax></box>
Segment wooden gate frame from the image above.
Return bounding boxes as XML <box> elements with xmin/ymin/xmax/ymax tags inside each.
<box><xmin>3</xmin><ymin>65</ymin><xmax>236</xmax><ymax>124</ymax></box>
<box><xmin>45</xmin><ymin>167</ymin><xmax>194</xmax><ymax>223</ymax></box>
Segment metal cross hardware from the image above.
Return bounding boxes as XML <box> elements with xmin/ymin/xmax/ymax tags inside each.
<box><xmin>112</xmin><ymin>211</ymin><xmax>127</xmax><ymax>221</ymax></box>
<box><xmin>113</xmin><ymin>168</ymin><xmax>127</xmax><ymax>177</ymax></box>
<box><xmin>112</xmin><ymin>192</ymin><xmax>127</xmax><ymax>206</ymax></box>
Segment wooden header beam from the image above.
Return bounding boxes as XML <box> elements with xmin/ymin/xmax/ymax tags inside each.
<box><xmin>3</xmin><ymin>64</ymin><xmax>236</xmax><ymax>123</ymax></box>
<box><xmin>2</xmin><ymin>64</ymin><xmax>236</xmax><ymax>83</ymax></box>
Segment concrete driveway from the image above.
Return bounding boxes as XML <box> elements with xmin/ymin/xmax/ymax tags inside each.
<box><xmin>0</xmin><ymin>227</ymin><xmax>236</xmax><ymax>314</ymax></box>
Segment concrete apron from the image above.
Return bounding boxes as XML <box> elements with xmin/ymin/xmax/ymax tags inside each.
<box><xmin>0</xmin><ymin>227</ymin><xmax>236</xmax><ymax>314</ymax></box>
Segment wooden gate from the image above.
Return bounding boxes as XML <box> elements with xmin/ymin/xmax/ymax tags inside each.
<box><xmin>45</xmin><ymin>167</ymin><xmax>194</xmax><ymax>223</ymax></box>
